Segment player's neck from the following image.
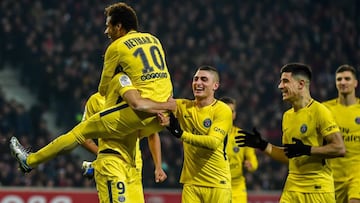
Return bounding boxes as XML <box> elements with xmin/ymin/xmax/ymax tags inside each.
<box><xmin>338</xmin><ymin>93</ymin><xmax>357</xmax><ymax>106</ymax></box>
<box><xmin>195</xmin><ymin>97</ymin><xmax>215</xmax><ymax>108</ymax></box>
<box><xmin>292</xmin><ymin>94</ymin><xmax>312</xmax><ymax>112</ymax></box>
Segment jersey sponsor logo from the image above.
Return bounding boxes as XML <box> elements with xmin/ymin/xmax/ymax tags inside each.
<box><xmin>141</xmin><ymin>72</ymin><xmax>168</xmax><ymax>81</ymax></box>
<box><xmin>214</xmin><ymin>127</ymin><xmax>226</xmax><ymax>136</ymax></box>
<box><xmin>203</xmin><ymin>118</ymin><xmax>212</xmax><ymax>128</ymax></box>
<box><xmin>344</xmin><ymin>134</ymin><xmax>360</xmax><ymax>142</ymax></box>
<box><xmin>119</xmin><ymin>75</ymin><xmax>132</xmax><ymax>87</ymax></box>
<box><xmin>355</xmin><ymin>117</ymin><xmax>360</xmax><ymax>124</ymax></box>
<box><xmin>340</xmin><ymin>127</ymin><xmax>350</xmax><ymax>134</ymax></box>
<box><xmin>325</xmin><ymin>125</ymin><xmax>338</xmax><ymax>132</ymax></box>
<box><xmin>300</xmin><ymin>124</ymin><xmax>307</xmax><ymax>133</ymax></box>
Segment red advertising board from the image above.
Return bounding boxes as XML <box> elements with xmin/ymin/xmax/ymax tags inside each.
<box><xmin>0</xmin><ymin>188</ymin><xmax>280</xmax><ymax>203</ymax></box>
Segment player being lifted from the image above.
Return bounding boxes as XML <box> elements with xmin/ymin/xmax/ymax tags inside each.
<box><xmin>10</xmin><ymin>2</ymin><xmax>174</xmax><ymax>176</ymax></box>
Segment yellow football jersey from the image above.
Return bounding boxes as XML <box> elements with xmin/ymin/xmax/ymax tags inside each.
<box><xmin>175</xmin><ymin>99</ymin><xmax>232</xmax><ymax>189</ymax></box>
<box><xmin>282</xmin><ymin>99</ymin><xmax>339</xmax><ymax>193</ymax></box>
<box><xmin>323</xmin><ymin>99</ymin><xmax>360</xmax><ymax>180</ymax></box>
<box><xmin>83</xmin><ymin>92</ymin><xmax>142</xmax><ymax>169</ymax></box>
<box><xmin>226</xmin><ymin>125</ymin><xmax>258</xmax><ymax>186</ymax></box>
<box><xmin>99</xmin><ymin>31</ymin><xmax>172</xmax><ymax>103</ymax></box>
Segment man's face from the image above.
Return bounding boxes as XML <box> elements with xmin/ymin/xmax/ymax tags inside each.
<box><xmin>192</xmin><ymin>70</ymin><xmax>219</xmax><ymax>99</ymax></box>
<box><xmin>278</xmin><ymin>72</ymin><xmax>301</xmax><ymax>102</ymax></box>
<box><xmin>104</xmin><ymin>16</ymin><xmax>120</xmax><ymax>41</ymax></box>
<box><xmin>336</xmin><ymin>71</ymin><xmax>358</xmax><ymax>95</ymax></box>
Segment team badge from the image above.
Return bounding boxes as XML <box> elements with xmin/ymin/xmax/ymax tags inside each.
<box><xmin>300</xmin><ymin>124</ymin><xmax>307</xmax><ymax>133</ymax></box>
<box><xmin>203</xmin><ymin>118</ymin><xmax>212</xmax><ymax>128</ymax></box>
<box><xmin>355</xmin><ymin>117</ymin><xmax>360</xmax><ymax>124</ymax></box>
<box><xmin>119</xmin><ymin>74</ymin><xmax>132</xmax><ymax>87</ymax></box>
<box><xmin>233</xmin><ymin>146</ymin><xmax>240</xmax><ymax>153</ymax></box>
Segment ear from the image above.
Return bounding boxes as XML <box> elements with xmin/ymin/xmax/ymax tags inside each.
<box><xmin>116</xmin><ymin>23</ymin><xmax>122</xmax><ymax>30</ymax></box>
<box><xmin>355</xmin><ymin>79</ymin><xmax>358</xmax><ymax>88</ymax></box>
<box><xmin>298</xmin><ymin>79</ymin><xmax>306</xmax><ymax>89</ymax></box>
<box><xmin>213</xmin><ymin>82</ymin><xmax>220</xmax><ymax>91</ymax></box>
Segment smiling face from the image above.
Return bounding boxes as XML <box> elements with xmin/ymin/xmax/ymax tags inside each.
<box><xmin>104</xmin><ymin>16</ymin><xmax>121</xmax><ymax>41</ymax></box>
<box><xmin>278</xmin><ymin>72</ymin><xmax>302</xmax><ymax>102</ymax></box>
<box><xmin>192</xmin><ymin>69</ymin><xmax>219</xmax><ymax>100</ymax></box>
<box><xmin>336</xmin><ymin>70</ymin><xmax>358</xmax><ymax>96</ymax></box>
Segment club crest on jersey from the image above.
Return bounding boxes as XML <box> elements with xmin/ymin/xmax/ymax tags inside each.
<box><xmin>355</xmin><ymin>117</ymin><xmax>360</xmax><ymax>124</ymax></box>
<box><xmin>233</xmin><ymin>146</ymin><xmax>240</xmax><ymax>153</ymax></box>
<box><xmin>119</xmin><ymin>74</ymin><xmax>132</xmax><ymax>87</ymax></box>
<box><xmin>203</xmin><ymin>118</ymin><xmax>212</xmax><ymax>128</ymax></box>
<box><xmin>300</xmin><ymin>124</ymin><xmax>307</xmax><ymax>133</ymax></box>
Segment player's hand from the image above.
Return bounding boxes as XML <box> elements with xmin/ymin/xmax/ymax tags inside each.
<box><xmin>82</xmin><ymin>161</ymin><xmax>94</xmax><ymax>179</ymax></box>
<box><xmin>157</xmin><ymin>112</ymin><xmax>170</xmax><ymax>126</ymax></box>
<box><xmin>235</xmin><ymin>128</ymin><xmax>268</xmax><ymax>151</ymax></box>
<box><xmin>166</xmin><ymin>112</ymin><xmax>183</xmax><ymax>138</ymax></box>
<box><xmin>154</xmin><ymin>167</ymin><xmax>167</xmax><ymax>183</ymax></box>
<box><xmin>244</xmin><ymin>160</ymin><xmax>253</xmax><ymax>171</ymax></box>
<box><xmin>166</xmin><ymin>97</ymin><xmax>177</xmax><ymax>111</ymax></box>
<box><xmin>284</xmin><ymin>138</ymin><xmax>311</xmax><ymax>158</ymax></box>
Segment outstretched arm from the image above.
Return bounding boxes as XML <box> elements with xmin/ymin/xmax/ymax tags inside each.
<box><xmin>236</xmin><ymin>128</ymin><xmax>289</xmax><ymax>164</ymax></box>
<box><xmin>123</xmin><ymin>90</ymin><xmax>176</xmax><ymax>113</ymax></box>
<box><xmin>148</xmin><ymin>133</ymin><xmax>167</xmax><ymax>183</ymax></box>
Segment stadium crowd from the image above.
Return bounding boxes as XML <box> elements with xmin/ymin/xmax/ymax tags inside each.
<box><xmin>0</xmin><ymin>0</ymin><xmax>359</xmax><ymax>191</ymax></box>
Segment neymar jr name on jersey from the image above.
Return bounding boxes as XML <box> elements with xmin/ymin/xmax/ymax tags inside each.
<box><xmin>124</xmin><ymin>36</ymin><xmax>159</xmax><ymax>49</ymax></box>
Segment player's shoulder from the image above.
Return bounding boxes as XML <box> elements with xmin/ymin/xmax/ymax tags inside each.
<box><xmin>322</xmin><ymin>98</ymin><xmax>337</xmax><ymax>107</ymax></box>
<box><xmin>88</xmin><ymin>92</ymin><xmax>104</xmax><ymax>103</ymax></box>
<box><xmin>214</xmin><ymin>100</ymin><xmax>232</xmax><ymax>113</ymax></box>
<box><xmin>176</xmin><ymin>98</ymin><xmax>193</xmax><ymax>106</ymax></box>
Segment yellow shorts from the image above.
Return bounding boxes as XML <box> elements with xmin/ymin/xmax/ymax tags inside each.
<box><xmin>72</xmin><ymin>103</ymin><xmax>164</xmax><ymax>143</ymax></box>
<box><xmin>334</xmin><ymin>177</ymin><xmax>360</xmax><ymax>202</ymax></box>
<box><xmin>182</xmin><ymin>184</ymin><xmax>231</xmax><ymax>203</ymax></box>
<box><xmin>93</xmin><ymin>154</ymin><xmax>144</xmax><ymax>203</ymax></box>
<box><xmin>280</xmin><ymin>191</ymin><xmax>335</xmax><ymax>203</ymax></box>
<box><xmin>231</xmin><ymin>182</ymin><xmax>247</xmax><ymax>203</ymax></box>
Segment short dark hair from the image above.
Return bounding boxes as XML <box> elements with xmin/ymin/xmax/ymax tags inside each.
<box><xmin>197</xmin><ymin>65</ymin><xmax>220</xmax><ymax>82</ymax></box>
<box><xmin>105</xmin><ymin>3</ymin><xmax>138</xmax><ymax>32</ymax></box>
<box><xmin>219</xmin><ymin>96</ymin><xmax>236</xmax><ymax>105</ymax></box>
<box><xmin>336</xmin><ymin>64</ymin><xmax>357</xmax><ymax>79</ymax></box>
<box><xmin>280</xmin><ymin>63</ymin><xmax>312</xmax><ymax>81</ymax></box>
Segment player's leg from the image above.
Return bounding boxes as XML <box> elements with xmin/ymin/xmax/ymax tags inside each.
<box><xmin>182</xmin><ymin>184</ymin><xmax>201</xmax><ymax>203</ymax></box>
<box><xmin>348</xmin><ymin>176</ymin><xmax>360</xmax><ymax>203</ymax></box>
<box><xmin>11</xmin><ymin>103</ymin><xmax>143</xmax><ymax>171</ymax></box>
<box><xmin>231</xmin><ymin>183</ymin><xmax>247</xmax><ymax>203</ymax></box>
<box><xmin>334</xmin><ymin>181</ymin><xmax>348</xmax><ymax>203</ymax></box>
<box><xmin>94</xmin><ymin>154</ymin><xmax>144</xmax><ymax>203</ymax></box>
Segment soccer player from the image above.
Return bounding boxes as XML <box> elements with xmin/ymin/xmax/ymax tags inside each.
<box><xmin>220</xmin><ymin>96</ymin><xmax>258</xmax><ymax>203</ymax></box>
<box><xmin>236</xmin><ymin>63</ymin><xmax>346</xmax><ymax>203</ymax></box>
<box><xmin>323</xmin><ymin>64</ymin><xmax>360</xmax><ymax>203</ymax></box>
<box><xmin>10</xmin><ymin>2</ymin><xmax>174</xmax><ymax>180</ymax></box>
<box><xmin>159</xmin><ymin>66</ymin><xmax>233</xmax><ymax>203</ymax></box>
<box><xmin>81</xmin><ymin>92</ymin><xmax>167</xmax><ymax>203</ymax></box>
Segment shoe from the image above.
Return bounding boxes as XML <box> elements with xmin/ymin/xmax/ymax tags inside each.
<box><xmin>9</xmin><ymin>136</ymin><xmax>32</xmax><ymax>173</ymax></box>
<box><xmin>82</xmin><ymin>161</ymin><xmax>94</xmax><ymax>179</ymax></box>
